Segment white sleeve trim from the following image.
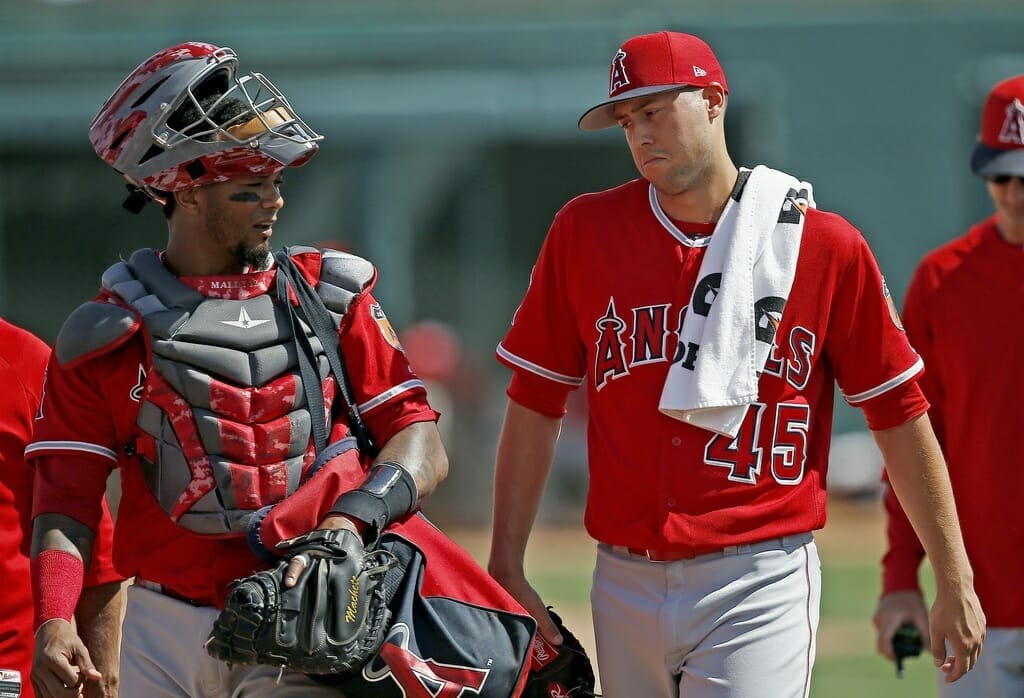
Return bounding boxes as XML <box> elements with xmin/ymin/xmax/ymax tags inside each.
<box><xmin>24</xmin><ymin>440</ymin><xmax>119</xmax><ymax>463</ymax></box>
<box><xmin>843</xmin><ymin>357</ymin><xmax>924</xmax><ymax>405</ymax></box>
<box><xmin>496</xmin><ymin>344</ymin><xmax>584</xmax><ymax>387</ymax></box>
<box><xmin>357</xmin><ymin>379</ymin><xmax>427</xmax><ymax>414</ymax></box>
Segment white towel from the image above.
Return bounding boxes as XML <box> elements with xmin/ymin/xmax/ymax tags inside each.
<box><xmin>658</xmin><ymin>165</ymin><xmax>814</xmax><ymax>437</ymax></box>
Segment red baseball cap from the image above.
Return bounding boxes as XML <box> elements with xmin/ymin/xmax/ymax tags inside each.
<box><xmin>578</xmin><ymin>31</ymin><xmax>729</xmax><ymax>131</ymax></box>
<box><xmin>970</xmin><ymin>75</ymin><xmax>1024</xmax><ymax>177</ymax></box>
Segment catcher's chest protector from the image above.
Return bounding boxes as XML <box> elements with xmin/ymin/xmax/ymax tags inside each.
<box><xmin>103</xmin><ymin>248</ymin><xmax>348</xmax><ymax>535</ymax></box>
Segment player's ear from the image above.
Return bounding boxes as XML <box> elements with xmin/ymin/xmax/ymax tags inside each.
<box><xmin>703</xmin><ymin>83</ymin><xmax>727</xmax><ymax>118</ymax></box>
<box><xmin>175</xmin><ymin>187</ymin><xmax>200</xmax><ymax>214</ymax></box>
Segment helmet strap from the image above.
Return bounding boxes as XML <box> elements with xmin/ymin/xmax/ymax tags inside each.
<box><xmin>121</xmin><ymin>181</ymin><xmax>168</xmax><ymax>215</ymax></box>
<box><xmin>122</xmin><ymin>183</ymin><xmax>151</xmax><ymax>214</ymax></box>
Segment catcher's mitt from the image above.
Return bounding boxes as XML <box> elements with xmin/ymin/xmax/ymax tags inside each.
<box><xmin>523</xmin><ymin>608</ymin><xmax>598</xmax><ymax>697</ymax></box>
<box><xmin>205</xmin><ymin>527</ymin><xmax>396</xmax><ymax>675</ymax></box>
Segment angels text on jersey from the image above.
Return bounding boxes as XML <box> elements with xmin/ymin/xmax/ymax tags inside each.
<box><xmin>593</xmin><ymin>290</ymin><xmax>817</xmax><ymax>488</ymax></box>
<box><xmin>593</xmin><ymin>294</ymin><xmax>815</xmax><ymax>394</ymax></box>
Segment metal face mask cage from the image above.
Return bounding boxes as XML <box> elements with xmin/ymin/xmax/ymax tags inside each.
<box><xmin>150</xmin><ymin>48</ymin><xmax>323</xmax><ymax>168</ymax></box>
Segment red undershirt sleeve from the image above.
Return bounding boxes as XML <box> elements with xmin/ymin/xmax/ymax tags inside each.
<box><xmin>31</xmin><ymin>454</ymin><xmax>110</xmax><ymax>535</ymax></box>
<box><xmin>83</xmin><ymin>497</ymin><xmax>124</xmax><ymax>586</ymax></box>
<box><xmin>878</xmin><ymin>259</ymin><xmax>937</xmax><ymax>595</ymax></box>
<box><xmin>881</xmin><ymin>477</ymin><xmax>926</xmax><ymax>594</ymax></box>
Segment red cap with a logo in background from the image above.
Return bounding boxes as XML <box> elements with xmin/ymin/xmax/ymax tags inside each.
<box><xmin>578</xmin><ymin>31</ymin><xmax>728</xmax><ymax>131</ymax></box>
<box><xmin>970</xmin><ymin>75</ymin><xmax>1024</xmax><ymax>177</ymax></box>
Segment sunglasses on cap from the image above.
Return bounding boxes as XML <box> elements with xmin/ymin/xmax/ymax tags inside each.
<box><xmin>987</xmin><ymin>174</ymin><xmax>1024</xmax><ymax>185</ymax></box>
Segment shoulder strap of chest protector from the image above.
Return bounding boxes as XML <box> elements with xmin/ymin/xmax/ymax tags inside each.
<box><xmin>275</xmin><ymin>247</ymin><xmax>378</xmax><ymax>457</ymax></box>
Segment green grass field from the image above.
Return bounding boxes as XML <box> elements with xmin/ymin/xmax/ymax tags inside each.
<box><xmin>449</xmin><ymin>496</ymin><xmax>941</xmax><ymax>697</ymax></box>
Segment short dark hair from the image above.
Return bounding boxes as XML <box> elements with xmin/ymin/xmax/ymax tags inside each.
<box><xmin>161</xmin><ymin>83</ymin><xmax>251</xmax><ymax>220</ymax></box>
<box><xmin>166</xmin><ymin>68</ymin><xmax>251</xmax><ymax>135</ymax></box>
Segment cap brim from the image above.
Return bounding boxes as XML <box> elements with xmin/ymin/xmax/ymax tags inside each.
<box><xmin>578</xmin><ymin>84</ymin><xmax>690</xmax><ymax>131</ymax></box>
<box><xmin>971</xmin><ymin>142</ymin><xmax>1024</xmax><ymax>177</ymax></box>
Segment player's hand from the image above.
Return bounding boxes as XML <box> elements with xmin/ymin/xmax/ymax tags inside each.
<box><xmin>488</xmin><ymin>565</ymin><xmax>563</xmax><ymax>647</ymax></box>
<box><xmin>282</xmin><ymin>514</ymin><xmax>366</xmax><ymax>588</ymax></box>
<box><xmin>928</xmin><ymin>584</ymin><xmax>985</xmax><ymax>683</ymax></box>
<box><xmin>32</xmin><ymin>619</ymin><xmax>103</xmax><ymax>697</ymax></box>
<box><xmin>81</xmin><ymin>673</ymin><xmax>117</xmax><ymax>698</ymax></box>
<box><xmin>873</xmin><ymin>590</ymin><xmax>929</xmax><ymax>661</ymax></box>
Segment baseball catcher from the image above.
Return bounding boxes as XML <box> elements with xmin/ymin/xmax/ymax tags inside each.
<box><xmin>28</xmin><ymin>38</ymin><xmax>456</xmax><ymax>697</ymax></box>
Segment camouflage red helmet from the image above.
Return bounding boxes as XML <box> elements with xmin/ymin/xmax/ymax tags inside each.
<box><xmin>89</xmin><ymin>41</ymin><xmax>321</xmax><ymax>196</ymax></box>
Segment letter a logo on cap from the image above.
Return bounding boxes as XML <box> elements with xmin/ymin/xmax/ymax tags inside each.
<box><xmin>610</xmin><ymin>49</ymin><xmax>630</xmax><ymax>94</ymax></box>
<box><xmin>998</xmin><ymin>98</ymin><xmax>1024</xmax><ymax>146</ymax></box>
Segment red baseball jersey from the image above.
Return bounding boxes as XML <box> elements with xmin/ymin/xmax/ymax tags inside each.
<box><xmin>882</xmin><ymin>215</ymin><xmax>1024</xmax><ymax>627</ymax></box>
<box><xmin>498</xmin><ymin>177</ymin><xmax>927</xmax><ymax>553</ymax></box>
<box><xmin>0</xmin><ymin>320</ymin><xmax>119</xmax><ymax>698</ymax></box>
<box><xmin>28</xmin><ymin>256</ymin><xmax>437</xmax><ymax>607</ymax></box>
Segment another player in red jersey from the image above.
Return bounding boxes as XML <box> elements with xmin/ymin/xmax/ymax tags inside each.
<box><xmin>27</xmin><ymin>43</ymin><xmax>448</xmax><ymax>697</ymax></box>
<box><xmin>0</xmin><ymin>318</ymin><xmax>124</xmax><ymax>698</ymax></box>
<box><xmin>874</xmin><ymin>75</ymin><xmax>1024</xmax><ymax>697</ymax></box>
<box><xmin>488</xmin><ymin>30</ymin><xmax>984</xmax><ymax>697</ymax></box>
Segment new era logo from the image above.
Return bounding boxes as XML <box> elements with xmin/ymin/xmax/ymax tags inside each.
<box><xmin>693</xmin><ymin>65</ymin><xmax>707</xmax><ymax>78</ymax></box>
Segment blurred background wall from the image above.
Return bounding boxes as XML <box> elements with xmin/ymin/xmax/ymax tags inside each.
<box><xmin>2</xmin><ymin>0</ymin><xmax>1022</xmax><ymax>526</ymax></box>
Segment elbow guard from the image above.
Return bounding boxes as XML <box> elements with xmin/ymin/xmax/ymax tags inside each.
<box><xmin>329</xmin><ymin>461</ymin><xmax>418</xmax><ymax>542</ymax></box>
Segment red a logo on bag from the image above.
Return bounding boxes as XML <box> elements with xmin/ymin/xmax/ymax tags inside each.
<box><xmin>364</xmin><ymin>623</ymin><xmax>490</xmax><ymax>696</ymax></box>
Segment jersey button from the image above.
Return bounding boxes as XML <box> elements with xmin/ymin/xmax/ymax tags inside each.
<box><xmin>666</xmin><ymin>497</ymin><xmax>677</xmax><ymax>508</ymax></box>
<box><xmin>671</xmin><ymin>437</ymin><xmax>682</xmax><ymax>446</ymax></box>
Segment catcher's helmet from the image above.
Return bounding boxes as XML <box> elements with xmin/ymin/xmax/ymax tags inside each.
<box><xmin>89</xmin><ymin>42</ymin><xmax>321</xmax><ymax>197</ymax></box>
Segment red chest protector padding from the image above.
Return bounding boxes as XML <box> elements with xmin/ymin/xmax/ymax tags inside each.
<box><xmin>54</xmin><ymin>246</ymin><xmax>376</xmax><ymax>536</ymax></box>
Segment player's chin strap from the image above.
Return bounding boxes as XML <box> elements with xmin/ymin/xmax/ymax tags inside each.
<box><xmin>121</xmin><ymin>180</ymin><xmax>169</xmax><ymax>214</ymax></box>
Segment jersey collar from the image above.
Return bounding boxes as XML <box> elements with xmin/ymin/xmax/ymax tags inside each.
<box><xmin>647</xmin><ymin>184</ymin><xmax>714</xmax><ymax>248</ymax></box>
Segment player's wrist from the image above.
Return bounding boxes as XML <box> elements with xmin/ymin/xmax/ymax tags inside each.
<box><xmin>33</xmin><ymin>617</ymin><xmax>74</xmax><ymax>638</ymax></box>
<box><xmin>329</xmin><ymin>461</ymin><xmax>417</xmax><ymax>543</ymax></box>
<box><xmin>486</xmin><ymin>554</ymin><xmax>527</xmax><ymax>583</ymax></box>
<box><xmin>319</xmin><ymin>513</ymin><xmax>368</xmax><ymax>537</ymax></box>
<box><xmin>246</xmin><ymin>504</ymin><xmax>279</xmax><ymax>564</ymax></box>
<box><xmin>933</xmin><ymin>572</ymin><xmax>976</xmax><ymax>599</ymax></box>
<box><xmin>930</xmin><ymin>553</ymin><xmax>975</xmax><ymax>592</ymax></box>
